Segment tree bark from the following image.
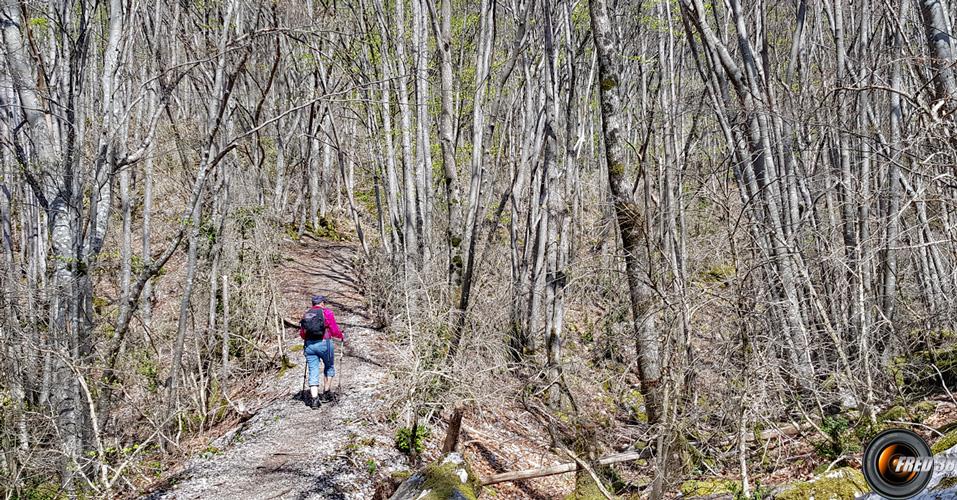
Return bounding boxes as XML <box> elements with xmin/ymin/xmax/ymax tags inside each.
<box><xmin>589</xmin><ymin>0</ymin><xmax>662</xmax><ymax>424</ymax></box>
<box><xmin>392</xmin><ymin>0</ymin><xmax>420</xmax><ymax>263</ymax></box>
<box><xmin>429</xmin><ymin>0</ymin><xmax>464</xmax><ymax>286</ymax></box>
<box><xmin>918</xmin><ymin>0</ymin><xmax>957</xmax><ymax>107</ymax></box>
<box><xmin>543</xmin><ymin>0</ymin><xmax>564</xmax><ymax>409</ymax></box>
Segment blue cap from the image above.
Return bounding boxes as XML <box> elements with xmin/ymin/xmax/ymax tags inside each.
<box><xmin>311</xmin><ymin>295</ymin><xmax>326</xmax><ymax>305</ymax></box>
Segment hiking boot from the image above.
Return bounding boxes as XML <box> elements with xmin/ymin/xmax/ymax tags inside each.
<box><xmin>321</xmin><ymin>391</ymin><xmax>333</xmax><ymax>402</ymax></box>
<box><xmin>310</xmin><ymin>394</ymin><xmax>321</xmax><ymax>410</ymax></box>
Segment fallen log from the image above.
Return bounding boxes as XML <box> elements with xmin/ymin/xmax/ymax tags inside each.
<box><xmin>480</xmin><ymin>450</ymin><xmax>646</xmax><ymax>485</ymax></box>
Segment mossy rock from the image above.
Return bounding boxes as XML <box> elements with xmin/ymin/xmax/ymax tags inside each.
<box><xmin>679</xmin><ymin>478</ymin><xmax>736</xmax><ymax>496</ymax></box>
<box><xmin>879</xmin><ymin>401</ymin><xmax>938</xmax><ymax>423</ymax></box>
<box><xmin>878</xmin><ymin>405</ymin><xmax>908</xmax><ymax>422</ymax></box>
<box><xmin>622</xmin><ymin>389</ymin><xmax>647</xmax><ymax>424</ymax></box>
<box><xmin>912</xmin><ymin>400</ymin><xmax>938</xmax><ymax>421</ymax></box>
<box><xmin>932</xmin><ymin>428</ymin><xmax>957</xmax><ymax>454</ymax></box>
<box><xmin>864</xmin><ymin>401</ymin><xmax>938</xmax><ymax>445</ymax></box>
<box><xmin>774</xmin><ymin>467</ymin><xmax>869</xmax><ymax>500</ymax></box>
<box><xmin>391</xmin><ymin>469</ymin><xmax>412</xmax><ymax>481</ymax></box>
<box><xmin>389</xmin><ymin>453</ymin><xmax>481</xmax><ymax>500</ymax></box>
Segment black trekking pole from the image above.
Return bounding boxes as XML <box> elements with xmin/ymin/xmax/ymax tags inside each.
<box><xmin>301</xmin><ymin>363</ymin><xmax>308</xmax><ymax>401</ymax></box>
<box><xmin>336</xmin><ymin>339</ymin><xmax>344</xmax><ymax>402</ymax></box>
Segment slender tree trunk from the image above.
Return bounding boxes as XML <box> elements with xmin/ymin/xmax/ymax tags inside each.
<box><xmin>880</xmin><ymin>20</ymin><xmax>904</xmax><ymax>355</ymax></box>
<box><xmin>430</xmin><ymin>0</ymin><xmax>464</xmax><ymax>286</ymax></box>
<box><xmin>589</xmin><ymin>0</ymin><xmax>663</xmax><ymax>425</ymax></box>
<box><xmin>412</xmin><ymin>0</ymin><xmax>433</xmax><ymax>263</ymax></box>
<box><xmin>918</xmin><ymin>0</ymin><xmax>957</xmax><ymax>106</ymax></box>
<box><xmin>542</xmin><ymin>0</ymin><xmax>565</xmax><ymax>409</ymax></box>
<box><xmin>166</xmin><ymin>0</ymin><xmax>237</xmax><ymax>435</ymax></box>
<box><xmin>393</xmin><ymin>0</ymin><xmax>420</xmax><ymax>264</ymax></box>
<box><xmin>373</xmin><ymin>28</ymin><xmax>403</xmax><ymax>254</ymax></box>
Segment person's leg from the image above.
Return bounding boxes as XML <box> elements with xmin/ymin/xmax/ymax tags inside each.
<box><xmin>320</xmin><ymin>340</ymin><xmax>336</xmax><ymax>397</ymax></box>
<box><xmin>304</xmin><ymin>342</ymin><xmax>321</xmax><ymax>400</ymax></box>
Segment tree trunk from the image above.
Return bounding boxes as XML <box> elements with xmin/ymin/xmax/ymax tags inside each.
<box><xmin>918</xmin><ymin>0</ymin><xmax>957</xmax><ymax>107</ymax></box>
<box><xmin>393</xmin><ymin>0</ymin><xmax>420</xmax><ymax>264</ymax></box>
<box><xmin>543</xmin><ymin>0</ymin><xmax>564</xmax><ymax>409</ymax></box>
<box><xmin>430</xmin><ymin>0</ymin><xmax>464</xmax><ymax>285</ymax></box>
<box><xmin>880</xmin><ymin>21</ymin><xmax>904</xmax><ymax>355</ymax></box>
<box><xmin>412</xmin><ymin>0</ymin><xmax>433</xmax><ymax>263</ymax></box>
<box><xmin>589</xmin><ymin>0</ymin><xmax>662</xmax><ymax>424</ymax></box>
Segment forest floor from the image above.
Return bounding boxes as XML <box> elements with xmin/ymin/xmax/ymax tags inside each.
<box><xmin>144</xmin><ymin>237</ymin><xmax>406</xmax><ymax>499</ymax></box>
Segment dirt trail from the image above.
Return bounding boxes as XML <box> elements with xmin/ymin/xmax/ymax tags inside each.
<box><xmin>149</xmin><ymin>238</ymin><xmax>403</xmax><ymax>499</ymax></box>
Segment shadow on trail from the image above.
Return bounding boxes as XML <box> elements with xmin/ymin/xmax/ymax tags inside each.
<box><xmin>342</xmin><ymin>350</ymin><xmax>386</xmax><ymax>369</ymax></box>
<box><xmin>265</xmin><ymin>462</ymin><xmax>352</xmax><ymax>500</ymax></box>
<box><xmin>290</xmin><ymin>266</ymin><xmax>361</xmax><ymax>292</ymax></box>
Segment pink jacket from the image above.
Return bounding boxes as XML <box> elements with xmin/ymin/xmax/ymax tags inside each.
<box><xmin>299</xmin><ymin>306</ymin><xmax>344</xmax><ymax>341</ymax></box>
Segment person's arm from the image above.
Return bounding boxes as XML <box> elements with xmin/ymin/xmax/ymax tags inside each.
<box><xmin>324</xmin><ymin>309</ymin><xmax>344</xmax><ymax>341</ymax></box>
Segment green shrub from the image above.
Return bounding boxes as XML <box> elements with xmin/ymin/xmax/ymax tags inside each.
<box><xmin>812</xmin><ymin>415</ymin><xmax>860</xmax><ymax>461</ymax></box>
<box><xmin>394</xmin><ymin>424</ymin><xmax>429</xmax><ymax>455</ymax></box>
<box><xmin>308</xmin><ymin>216</ymin><xmax>346</xmax><ymax>241</ymax></box>
<box><xmin>24</xmin><ymin>481</ymin><xmax>63</xmax><ymax>500</ymax></box>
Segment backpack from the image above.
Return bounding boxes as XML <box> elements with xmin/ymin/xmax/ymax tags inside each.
<box><xmin>301</xmin><ymin>308</ymin><xmax>326</xmax><ymax>340</ymax></box>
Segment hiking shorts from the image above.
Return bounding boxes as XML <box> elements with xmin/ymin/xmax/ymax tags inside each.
<box><xmin>304</xmin><ymin>339</ymin><xmax>335</xmax><ymax>385</ymax></box>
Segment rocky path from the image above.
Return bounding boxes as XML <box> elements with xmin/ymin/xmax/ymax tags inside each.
<box><xmin>149</xmin><ymin>238</ymin><xmax>403</xmax><ymax>499</ymax></box>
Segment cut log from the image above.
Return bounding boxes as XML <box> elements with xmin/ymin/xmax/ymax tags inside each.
<box><xmin>480</xmin><ymin>450</ymin><xmax>645</xmax><ymax>485</ymax></box>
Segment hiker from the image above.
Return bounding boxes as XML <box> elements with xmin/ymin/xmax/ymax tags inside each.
<box><xmin>299</xmin><ymin>295</ymin><xmax>344</xmax><ymax>409</ymax></box>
